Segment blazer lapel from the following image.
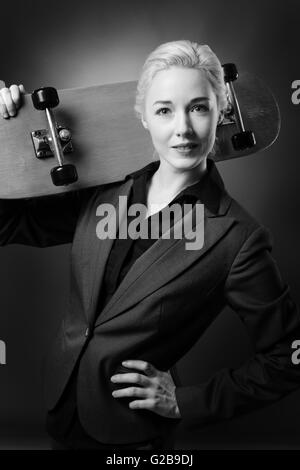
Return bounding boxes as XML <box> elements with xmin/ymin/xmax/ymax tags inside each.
<box><xmin>85</xmin><ymin>178</ymin><xmax>133</xmax><ymax>324</ymax></box>
<box><xmin>93</xmin><ymin>160</ymin><xmax>236</xmax><ymax>328</ymax></box>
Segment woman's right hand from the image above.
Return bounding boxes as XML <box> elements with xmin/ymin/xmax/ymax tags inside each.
<box><xmin>0</xmin><ymin>82</ymin><xmax>25</xmax><ymax>119</ymax></box>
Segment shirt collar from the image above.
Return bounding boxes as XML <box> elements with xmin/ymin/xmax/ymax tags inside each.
<box><xmin>125</xmin><ymin>158</ymin><xmax>230</xmax><ymax>217</ymax></box>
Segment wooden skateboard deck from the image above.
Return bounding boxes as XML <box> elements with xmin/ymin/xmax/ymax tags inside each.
<box><xmin>0</xmin><ymin>71</ymin><xmax>280</xmax><ymax>199</ymax></box>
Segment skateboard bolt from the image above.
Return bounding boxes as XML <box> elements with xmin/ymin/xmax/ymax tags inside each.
<box><xmin>225</xmin><ymin>103</ymin><xmax>235</xmax><ymax>117</ymax></box>
<box><xmin>37</xmin><ymin>150</ymin><xmax>46</xmax><ymax>158</ymax></box>
<box><xmin>59</xmin><ymin>128</ymin><xmax>71</xmax><ymax>142</ymax></box>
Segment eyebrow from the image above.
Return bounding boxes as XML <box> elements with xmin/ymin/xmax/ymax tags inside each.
<box><xmin>152</xmin><ymin>97</ymin><xmax>210</xmax><ymax>106</ymax></box>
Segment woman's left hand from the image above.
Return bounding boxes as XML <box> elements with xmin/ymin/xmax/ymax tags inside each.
<box><xmin>110</xmin><ymin>359</ymin><xmax>181</xmax><ymax>419</ymax></box>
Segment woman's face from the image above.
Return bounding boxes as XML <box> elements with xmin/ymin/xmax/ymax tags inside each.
<box><xmin>142</xmin><ymin>66</ymin><xmax>219</xmax><ymax>172</ymax></box>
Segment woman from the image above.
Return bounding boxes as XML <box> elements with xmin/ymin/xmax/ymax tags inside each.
<box><xmin>0</xmin><ymin>40</ymin><xmax>299</xmax><ymax>450</ymax></box>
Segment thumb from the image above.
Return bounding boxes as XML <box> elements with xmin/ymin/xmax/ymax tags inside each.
<box><xmin>0</xmin><ymin>80</ymin><xmax>6</xmax><ymax>89</ymax></box>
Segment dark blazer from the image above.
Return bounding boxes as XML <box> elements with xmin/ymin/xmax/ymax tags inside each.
<box><xmin>0</xmin><ymin>159</ymin><xmax>299</xmax><ymax>444</ymax></box>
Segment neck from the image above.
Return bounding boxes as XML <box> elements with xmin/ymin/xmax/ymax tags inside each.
<box><xmin>151</xmin><ymin>158</ymin><xmax>207</xmax><ymax>196</ymax></box>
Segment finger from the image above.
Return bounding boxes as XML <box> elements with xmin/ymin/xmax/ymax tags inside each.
<box><xmin>18</xmin><ymin>84</ymin><xmax>26</xmax><ymax>94</ymax></box>
<box><xmin>122</xmin><ymin>360</ymin><xmax>156</xmax><ymax>377</ymax></box>
<box><xmin>10</xmin><ymin>84</ymin><xmax>22</xmax><ymax>109</ymax></box>
<box><xmin>0</xmin><ymin>80</ymin><xmax>5</xmax><ymax>89</ymax></box>
<box><xmin>111</xmin><ymin>373</ymin><xmax>150</xmax><ymax>386</ymax></box>
<box><xmin>112</xmin><ymin>386</ymin><xmax>149</xmax><ymax>399</ymax></box>
<box><xmin>0</xmin><ymin>87</ymin><xmax>16</xmax><ymax>117</ymax></box>
<box><xmin>0</xmin><ymin>95</ymin><xmax>9</xmax><ymax>119</ymax></box>
<box><xmin>129</xmin><ymin>398</ymin><xmax>157</xmax><ymax>410</ymax></box>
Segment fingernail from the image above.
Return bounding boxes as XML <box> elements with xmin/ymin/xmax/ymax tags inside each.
<box><xmin>3</xmin><ymin>113</ymin><xmax>9</xmax><ymax>119</ymax></box>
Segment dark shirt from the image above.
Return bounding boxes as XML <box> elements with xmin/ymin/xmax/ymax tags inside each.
<box><xmin>47</xmin><ymin>160</ymin><xmax>205</xmax><ymax>448</ymax></box>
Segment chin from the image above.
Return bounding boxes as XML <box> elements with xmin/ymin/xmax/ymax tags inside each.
<box><xmin>164</xmin><ymin>153</ymin><xmax>207</xmax><ymax>171</ymax></box>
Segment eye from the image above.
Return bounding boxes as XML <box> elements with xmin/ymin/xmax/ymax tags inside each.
<box><xmin>155</xmin><ymin>107</ymin><xmax>171</xmax><ymax>116</ymax></box>
<box><xmin>191</xmin><ymin>104</ymin><xmax>209</xmax><ymax>113</ymax></box>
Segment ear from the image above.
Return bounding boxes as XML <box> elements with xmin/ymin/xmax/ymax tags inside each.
<box><xmin>141</xmin><ymin>116</ymin><xmax>148</xmax><ymax>129</ymax></box>
<box><xmin>217</xmin><ymin>112</ymin><xmax>224</xmax><ymax>125</ymax></box>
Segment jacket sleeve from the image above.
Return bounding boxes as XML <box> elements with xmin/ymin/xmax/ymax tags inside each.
<box><xmin>175</xmin><ymin>226</ymin><xmax>300</xmax><ymax>427</ymax></box>
<box><xmin>0</xmin><ymin>188</ymin><xmax>96</xmax><ymax>247</ymax></box>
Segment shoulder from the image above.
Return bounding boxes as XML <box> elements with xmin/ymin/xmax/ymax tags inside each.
<box><xmin>225</xmin><ymin>192</ymin><xmax>273</xmax><ymax>253</ymax></box>
<box><xmin>77</xmin><ymin>161</ymin><xmax>157</xmax><ymax>206</ymax></box>
<box><xmin>228</xmin><ymin>196</ymin><xmax>261</xmax><ymax>231</ymax></box>
<box><xmin>75</xmin><ymin>176</ymin><xmax>133</xmax><ymax>212</ymax></box>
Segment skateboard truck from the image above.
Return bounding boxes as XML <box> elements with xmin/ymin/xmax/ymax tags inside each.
<box><xmin>31</xmin><ymin>126</ymin><xmax>73</xmax><ymax>159</ymax></box>
<box><xmin>222</xmin><ymin>63</ymin><xmax>256</xmax><ymax>151</ymax></box>
<box><xmin>31</xmin><ymin>87</ymin><xmax>78</xmax><ymax>186</ymax></box>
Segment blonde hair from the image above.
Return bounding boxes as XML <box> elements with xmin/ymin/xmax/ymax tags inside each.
<box><xmin>134</xmin><ymin>39</ymin><xmax>228</xmax><ymax>123</ymax></box>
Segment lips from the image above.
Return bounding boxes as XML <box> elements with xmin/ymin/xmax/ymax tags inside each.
<box><xmin>172</xmin><ymin>143</ymin><xmax>198</xmax><ymax>149</ymax></box>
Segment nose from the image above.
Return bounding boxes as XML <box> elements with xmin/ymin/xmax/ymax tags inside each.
<box><xmin>174</xmin><ymin>111</ymin><xmax>193</xmax><ymax>137</ymax></box>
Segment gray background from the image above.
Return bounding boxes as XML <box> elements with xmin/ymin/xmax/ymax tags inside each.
<box><xmin>0</xmin><ymin>0</ymin><xmax>299</xmax><ymax>449</ymax></box>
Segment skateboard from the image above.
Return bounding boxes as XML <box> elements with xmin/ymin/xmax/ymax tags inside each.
<box><xmin>0</xmin><ymin>64</ymin><xmax>280</xmax><ymax>199</ymax></box>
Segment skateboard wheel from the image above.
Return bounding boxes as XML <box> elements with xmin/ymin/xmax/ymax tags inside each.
<box><xmin>223</xmin><ymin>63</ymin><xmax>238</xmax><ymax>83</ymax></box>
<box><xmin>232</xmin><ymin>130</ymin><xmax>256</xmax><ymax>151</ymax></box>
<box><xmin>32</xmin><ymin>87</ymin><xmax>59</xmax><ymax>110</ymax></box>
<box><xmin>50</xmin><ymin>164</ymin><xmax>78</xmax><ymax>186</ymax></box>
